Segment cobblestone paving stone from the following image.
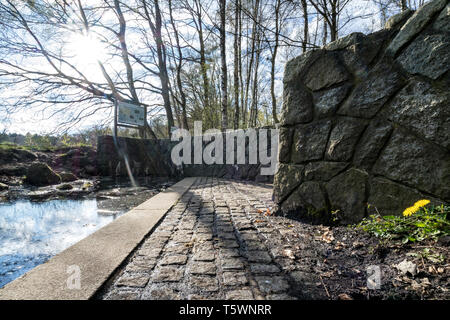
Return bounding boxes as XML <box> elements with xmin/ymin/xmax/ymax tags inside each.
<box><xmin>101</xmin><ymin>177</ymin><xmax>327</xmax><ymax>300</ymax></box>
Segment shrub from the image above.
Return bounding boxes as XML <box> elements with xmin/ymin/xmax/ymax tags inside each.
<box><xmin>356</xmin><ymin>200</ymin><xmax>449</xmax><ymax>244</ymax></box>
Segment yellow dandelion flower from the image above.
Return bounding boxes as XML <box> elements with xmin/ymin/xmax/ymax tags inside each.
<box><xmin>414</xmin><ymin>199</ymin><xmax>430</xmax><ymax>208</ymax></box>
<box><xmin>403</xmin><ymin>206</ymin><xmax>419</xmax><ymax>217</ymax></box>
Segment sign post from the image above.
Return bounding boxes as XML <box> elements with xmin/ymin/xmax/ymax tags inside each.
<box><xmin>113</xmin><ymin>100</ymin><xmax>147</xmax><ymax>138</ymax></box>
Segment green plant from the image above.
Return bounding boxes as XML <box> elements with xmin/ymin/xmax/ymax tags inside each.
<box><xmin>407</xmin><ymin>248</ymin><xmax>445</xmax><ymax>264</ymax></box>
<box><xmin>356</xmin><ymin>203</ymin><xmax>450</xmax><ymax>244</ymax></box>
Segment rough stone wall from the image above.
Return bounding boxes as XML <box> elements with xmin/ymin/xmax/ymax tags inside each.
<box><xmin>96</xmin><ymin>128</ymin><xmax>275</xmax><ymax>182</ymax></box>
<box><xmin>274</xmin><ymin>0</ymin><xmax>449</xmax><ymax>224</ymax></box>
<box><xmin>96</xmin><ymin>135</ymin><xmax>179</xmax><ymax>177</ymax></box>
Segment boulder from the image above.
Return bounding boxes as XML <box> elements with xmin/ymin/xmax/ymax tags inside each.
<box><xmin>283</xmin><ymin>50</ymin><xmax>323</xmax><ymax>84</ymax></box>
<box><xmin>0</xmin><ymin>165</ymin><xmax>27</xmax><ymax>176</ymax></box>
<box><xmin>0</xmin><ymin>182</ymin><xmax>8</xmax><ymax>191</ymax></box>
<box><xmin>25</xmin><ymin>162</ymin><xmax>61</xmax><ymax>186</ymax></box>
<box><xmin>56</xmin><ymin>183</ymin><xmax>73</xmax><ymax>191</ymax></box>
<box><xmin>324</xmin><ymin>32</ymin><xmax>366</xmax><ymax>51</ymax></box>
<box><xmin>0</xmin><ymin>148</ymin><xmax>36</xmax><ymax>165</ymax></box>
<box><xmin>59</xmin><ymin>171</ymin><xmax>78</xmax><ymax>182</ymax></box>
<box><xmin>387</xmin><ymin>0</ymin><xmax>447</xmax><ymax>55</ymax></box>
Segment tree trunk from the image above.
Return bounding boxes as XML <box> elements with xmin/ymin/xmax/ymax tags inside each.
<box><xmin>233</xmin><ymin>0</ymin><xmax>240</xmax><ymax>130</ymax></box>
<box><xmin>142</xmin><ymin>0</ymin><xmax>174</xmax><ymax>137</ymax></box>
<box><xmin>301</xmin><ymin>0</ymin><xmax>308</xmax><ymax>53</ymax></box>
<box><xmin>168</xmin><ymin>0</ymin><xmax>188</xmax><ymax>130</ymax></box>
<box><xmin>219</xmin><ymin>0</ymin><xmax>228</xmax><ymax>131</ymax></box>
<box><xmin>194</xmin><ymin>0</ymin><xmax>211</xmax><ymax>114</ymax></box>
<box><xmin>401</xmin><ymin>0</ymin><xmax>407</xmax><ymax>11</ymax></box>
<box><xmin>244</xmin><ymin>0</ymin><xmax>259</xmax><ymax>128</ymax></box>
<box><xmin>270</xmin><ymin>0</ymin><xmax>280</xmax><ymax>124</ymax></box>
<box><xmin>330</xmin><ymin>1</ymin><xmax>338</xmax><ymax>42</ymax></box>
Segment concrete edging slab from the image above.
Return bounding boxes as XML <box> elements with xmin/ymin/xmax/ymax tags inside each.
<box><xmin>0</xmin><ymin>177</ymin><xmax>197</xmax><ymax>300</ymax></box>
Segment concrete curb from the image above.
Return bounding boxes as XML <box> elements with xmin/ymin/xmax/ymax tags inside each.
<box><xmin>0</xmin><ymin>177</ymin><xmax>197</xmax><ymax>300</ymax></box>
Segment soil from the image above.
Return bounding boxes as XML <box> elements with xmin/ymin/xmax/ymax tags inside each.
<box><xmin>271</xmin><ymin>212</ymin><xmax>449</xmax><ymax>300</ymax></box>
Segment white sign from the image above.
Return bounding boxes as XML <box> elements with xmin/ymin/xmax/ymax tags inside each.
<box><xmin>117</xmin><ymin>101</ymin><xmax>145</xmax><ymax>126</ymax></box>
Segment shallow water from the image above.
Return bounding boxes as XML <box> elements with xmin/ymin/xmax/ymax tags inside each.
<box><xmin>0</xmin><ymin>199</ymin><xmax>122</xmax><ymax>288</ymax></box>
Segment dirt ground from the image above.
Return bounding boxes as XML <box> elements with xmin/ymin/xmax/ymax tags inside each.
<box><xmin>271</xmin><ymin>212</ymin><xmax>449</xmax><ymax>300</ymax></box>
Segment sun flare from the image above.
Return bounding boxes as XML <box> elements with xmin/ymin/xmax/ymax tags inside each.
<box><xmin>67</xmin><ymin>32</ymin><xmax>107</xmax><ymax>65</ymax></box>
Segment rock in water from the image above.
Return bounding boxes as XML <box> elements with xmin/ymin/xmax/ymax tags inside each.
<box><xmin>25</xmin><ymin>162</ymin><xmax>61</xmax><ymax>186</ymax></box>
<box><xmin>56</xmin><ymin>183</ymin><xmax>73</xmax><ymax>191</ymax></box>
<box><xmin>59</xmin><ymin>171</ymin><xmax>78</xmax><ymax>182</ymax></box>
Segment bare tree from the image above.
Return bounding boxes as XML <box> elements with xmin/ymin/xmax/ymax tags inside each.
<box><xmin>309</xmin><ymin>0</ymin><xmax>352</xmax><ymax>42</ymax></box>
<box><xmin>168</xmin><ymin>0</ymin><xmax>189</xmax><ymax>130</ymax></box>
<box><xmin>233</xmin><ymin>0</ymin><xmax>240</xmax><ymax>129</ymax></box>
<box><xmin>141</xmin><ymin>0</ymin><xmax>175</xmax><ymax>137</ymax></box>
<box><xmin>219</xmin><ymin>0</ymin><xmax>228</xmax><ymax>130</ymax></box>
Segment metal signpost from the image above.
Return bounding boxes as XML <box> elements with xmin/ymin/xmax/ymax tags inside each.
<box><xmin>113</xmin><ymin>100</ymin><xmax>148</xmax><ymax>138</ymax></box>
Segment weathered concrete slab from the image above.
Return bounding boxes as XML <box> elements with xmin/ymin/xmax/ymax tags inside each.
<box><xmin>0</xmin><ymin>177</ymin><xmax>196</xmax><ymax>300</ymax></box>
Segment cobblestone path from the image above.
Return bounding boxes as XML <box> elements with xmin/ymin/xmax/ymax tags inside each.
<box><xmin>100</xmin><ymin>177</ymin><xmax>328</xmax><ymax>300</ymax></box>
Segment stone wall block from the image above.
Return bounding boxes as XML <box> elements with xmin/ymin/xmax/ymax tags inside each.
<box><xmin>398</xmin><ymin>33</ymin><xmax>450</xmax><ymax>80</ymax></box>
<box><xmin>383</xmin><ymin>80</ymin><xmax>450</xmax><ymax>148</ymax></box>
<box><xmin>304</xmin><ymin>52</ymin><xmax>349</xmax><ymax>91</ymax></box>
<box><xmin>312</xmin><ymin>83</ymin><xmax>352</xmax><ymax>119</ymax></box>
<box><xmin>303</xmin><ymin>161</ymin><xmax>349</xmax><ymax>182</ymax></box>
<box><xmin>337</xmin><ymin>61</ymin><xmax>405</xmax><ymax>118</ymax></box>
<box><xmin>325</xmin><ymin>118</ymin><xmax>367</xmax><ymax>162</ymax></box>
<box><xmin>353</xmin><ymin>120</ymin><xmax>393</xmax><ymax>170</ymax></box>
<box><xmin>281</xmin><ymin>82</ymin><xmax>313</xmax><ymax>125</ymax></box>
<box><xmin>273</xmin><ymin>164</ymin><xmax>305</xmax><ymax>203</ymax></box>
<box><xmin>278</xmin><ymin>127</ymin><xmax>293</xmax><ymax>163</ymax></box>
<box><xmin>387</xmin><ymin>0</ymin><xmax>447</xmax><ymax>56</ymax></box>
<box><xmin>291</xmin><ymin>120</ymin><xmax>332</xmax><ymax>163</ymax></box>
<box><xmin>373</xmin><ymin>130</ymin><xmax>450</xmax><ymax>200</ymax></box>
<box><xmin>367</xmin><ymin>177</ymin><xmax>444</xmax><ymax>216</ymax></box>
<box><xmin>325</xmin><ymin>168</ymin><xmax>369</xmax><ymax>224</ymax></box>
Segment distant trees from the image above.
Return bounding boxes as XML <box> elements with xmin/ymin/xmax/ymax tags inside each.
<box><xmin>0</xmin><ymin>0</ymin><xmax>428</xmax><ymax>137</ymax></box>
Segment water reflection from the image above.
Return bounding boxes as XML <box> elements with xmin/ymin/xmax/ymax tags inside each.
<box><xmin>0</xmin><ymin>199</ymin><xmax>121</xmax><ymax>288</ymax></box>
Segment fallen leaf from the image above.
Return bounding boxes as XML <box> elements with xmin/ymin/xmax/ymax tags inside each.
<box><xmin>321</xmin><ymin>230</ymin><xmax>335</xmax><ymax>243</ymax></box>
<box><xmin>334</xmin><ymin>241</ymin><xmax>346</xmax><ymax>250</ymax></box>
<box><xmin>283</xmin><ymin>249</ymin><xmax>295</xmax><ymax>260</ymax></box>
<box><xmin>338</xmin><ymin>293</ymin><xmax>353</xmax><ymax>300</ymax></box>
<box><xmin>321</xmin><ymin>271</ymin><xmax>334</xmax><ymax>278</ymax></box>
<box><xmin>352</xmin><ymin>241</ymin><xmax>364</xmax><ymax>248</ymax></box>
